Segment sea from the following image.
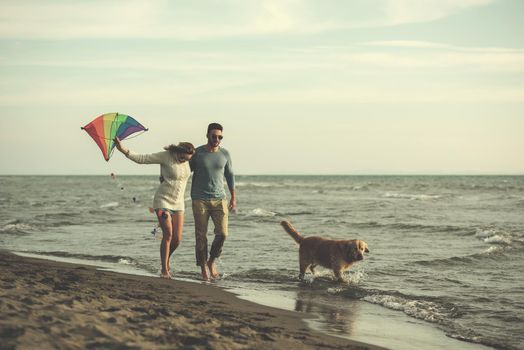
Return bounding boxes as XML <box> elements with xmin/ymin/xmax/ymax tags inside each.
<box><xmin>1</xmin><ymin>175</ymin><xmax>523</xmax><ymax>350</ymax></box>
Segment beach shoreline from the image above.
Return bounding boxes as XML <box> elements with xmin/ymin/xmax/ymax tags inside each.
<box><xmin>0</xmin><ymin>250</ymin><xmax>382</xmax><ymax>349</ymax></box>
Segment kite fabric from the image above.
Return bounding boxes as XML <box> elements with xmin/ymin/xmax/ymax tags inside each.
<box><xmin>81</xmin><ymin>113</ymin><xmax>148</xmax><ymax>161</ymax></box>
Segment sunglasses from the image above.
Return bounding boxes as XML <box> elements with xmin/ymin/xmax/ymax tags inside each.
<box><xmin>210</xmin><ymin>134</ymin><xmax>223</xmax><ymax>140</ymax></box>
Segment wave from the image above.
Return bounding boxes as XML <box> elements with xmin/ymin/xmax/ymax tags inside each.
<box><xmin>225</xmin><ymin>268</ymin><xmax>297</xmax><ymax>284</ymax></box>
<box><xmin>235</xmin><ymin>180</ymin><xmax>377</xmax><ymax>192</ymax></box>
<box><xmin>236</xmin><ymin>181</ymin><xmax>279</xmax><ymax>188</ymax></box>
<box><xmin>225</xmin><ymin>266</ymin><xmax>369</xmax><ymax>291</ymax></box>
<box><xmin>0</xmin><ymin>220</ymin><xmax>35</xmax><ymax>234</ymax></box>
<box><xmin>413</xmin><ymin>245</ymin><xmax>507</xmax><ymax>267</ymax></box>
<box><xmin>100</xmin><ymin>202</ymin><xmax>119</xmax><ymax>209</ymax></box>
<box><xmin>384</xmin><ymin>192</ymin><xmax>442</xmax><ymax>200</ymax></box>
<box><xmin>516</xmin><ymin>198</ymin><xmax>524</xmax><ymax>207</ymax></box>
<box><xmin>351</xmin><ymin>220</ymin><xmax>467</xmax><ymax>234</ymax></box>
<box><xmin>284</xmin><ymin>210</ymin><xmax>314</xmax><ymax>216</ymax></box>
<box><xmin>24</xmin><ymin>251</ymin><xmax>140</xmax><ymax>266</ymax></box>
<box><xmin>483</xmin><ymin>235</ymin><xmax>512</xmax><ymax>245</ymax></box>
<box><xmin>243</xmin><ymin>208</ymin><xmax>278</xmax><ymax>217</ymax></box>
<box><xmin>475</xmin><ymin>227</ymin><xmax>514</xmax><ymax>245</ymax></box>
<box><xmin>314</xmin><ymin>269</ymin><xmax>367</xmax><ymax>286</ymax></box>
<box><xmin>37</xmin><ymin>212</ymin><xmax>81</xmax><ymax>218</ymax></box>
<box><xmin>29</xmin><ymin>201</ymin><xmax>47</xmax><ymax>207</ymax></box>
<box><xmin>116</xmin><ymin>257</ymin><xmax>135</xmax><ymax>265</ymax></box>
<box><xmin>362</xmin><ymin>292</ymin><xmax>460</xmax><ymax>324</ymax></box>
<box><xmin>34</xmin><ymin>213</ymin><xmax>84</xmax><ymax>227</ymax></box>
<box><xmin>482</xmin><ymin>245</ymin><xmax>507</xmax><ymax>255</ymax></box>
<box><xmin>349</xmin><ymin>185</ymin><xmax>371</xmax><ymax>191</ymax></box>
<box><xmin>455</xmin><ymin>182</ymin><xmax>524</xmax><ymax>192</ymax></box>
<box><xmin>391</xmin><ymin>222</ymin><xmax>465</xmax><ymax>232</ymax></box>
<box><xmin>88</xmin><ymin>208</ymin><xmax>114</xmax><ymax>215</ymax></box>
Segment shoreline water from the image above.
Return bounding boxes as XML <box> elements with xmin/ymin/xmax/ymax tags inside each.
<box><xmin>5</xmin><ymin>250</ymin><xmax>494</xmax><ymax>350</ymax></box>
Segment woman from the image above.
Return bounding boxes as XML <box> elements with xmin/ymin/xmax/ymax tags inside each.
<box><xmin>114</xmin><ymin>137</ymin><xmax>195</xmax><ymax>279</ymax></box>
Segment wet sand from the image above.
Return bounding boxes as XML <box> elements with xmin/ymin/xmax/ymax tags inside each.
<box><xmin>0</xmin><ymin>250</ymin><xmax>383</xmax><ymax>349</ymax></box>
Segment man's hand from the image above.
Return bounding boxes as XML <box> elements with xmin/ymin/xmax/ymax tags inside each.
<box><xmin>229</xmin><ymin>197</ymin><xmax>237</xmax><ymax>212</ymax></box>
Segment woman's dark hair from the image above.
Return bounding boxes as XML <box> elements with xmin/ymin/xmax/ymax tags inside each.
<box><xmin>207</xmin><ymin>123</ymin><xmax>223</xmax><ymax>134</ymax></box>
<box><xmin>166</xmin><ymin>142</ymin><xmax>195</xmax><ymax>155</ymax></box>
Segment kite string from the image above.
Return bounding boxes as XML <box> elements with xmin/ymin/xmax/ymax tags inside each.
<box><xmin>119</xmin><ymin>131</ymin><xmax>147</xmax><ymax>140</ymax></box>
<box><xmin>99</xmin><ymin>130</ymin><xmax>147</xmax><ymax>141</ymax></box>
<box><xmin>107</xmin><ymin>130</ymin><xmax>147</xmax><ymax>159</ymax></box>
<box><xmin>107</xmin><ymin>163</ymin><xmax>160</xmax><ymax>238</ymax></box>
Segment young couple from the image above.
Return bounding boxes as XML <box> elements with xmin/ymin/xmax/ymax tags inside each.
<box><xmin>114</xmin><ymin>123</ymin><xmax>236</xmax><ymax>281</ymax></box>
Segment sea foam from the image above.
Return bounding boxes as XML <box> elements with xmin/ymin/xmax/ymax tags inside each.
<box><xmin>0</xmin><ymin>222</ymin><xmax>35</xmax><ymax>234</ymax></box>
<box><xmin>100</xmin><ymin>202</ymin><xmax>119</xmax><ymax>209</ymax></box>
<box><xmin>246</xmin><ymin>208</ymin><xmax>277</xmax><ymax>217</ymax></box>
<box><xmin>475</xmin><ymin>228</ymin><xmax>512</xmax><ymax>245</ymax></box>
<box><xmin>363</xmin><ymin>294</ymin><xmax>451</xmax><ymax>324</ymax></box>
<box><xmin>483</xmin><ymin>235</ymin><xmax>511</xmax><ymax>245</ymax></box>
<box><xmin>384</xmin><ymin>193</ymin><xmax>442</xmax><ymax>200</ymax></box>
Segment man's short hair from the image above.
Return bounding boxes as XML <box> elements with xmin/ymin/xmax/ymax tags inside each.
<box><xmin>207</xmin><ymin>123</ymin><xmax>223</xmax><ymax>134</ymax></box>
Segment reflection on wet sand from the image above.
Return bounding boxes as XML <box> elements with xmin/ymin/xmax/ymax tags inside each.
<box><xmin>294</xmin><ymin>288</ymin><xmax>360</xmax><ymax>335</ymax></box>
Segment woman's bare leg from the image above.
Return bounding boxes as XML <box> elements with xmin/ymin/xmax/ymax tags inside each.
<box><xmin>167</xmin><ymin>212</ymin><xmax>184</xmax><ymax>274</ymax></box>
<box><xmin>158</xmin><ymin>213</ymin><xmax>173</xmax><ymax>278</ymax></box>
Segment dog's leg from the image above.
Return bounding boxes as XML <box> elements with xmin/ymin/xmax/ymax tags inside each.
<box><xmin>299</xmin><ymin>263</ymin><xmax>309</xmax><ymax>281</ymax></box>
<box><xmin>309</xmin><ymin>265</ymin><xmax>316</xmax><ymax>275</ymax></box>
<box><xmin>333</xmin><ymin>268</ymin><xmax>344</xmax><ymax>282</ymax></box>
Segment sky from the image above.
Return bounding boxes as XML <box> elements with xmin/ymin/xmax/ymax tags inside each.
<box><xmin>0</xmin><ymin>0</ymin><xmax>523</xmax><ymax>175</ymax></box>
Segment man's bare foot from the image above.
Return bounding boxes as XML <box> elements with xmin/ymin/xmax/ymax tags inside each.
<box><xmin>207</xmin><ymin>260</ymin><xmax>220</xmax><ymax>279</ymax></box>
<box><xmin>160</xmin><ymin>271</ymin><xmax>171</xmax><ymax>279</ymax></box>
<box><xmin>200</xmin><ymin>265</ymin><xmax>210</xmax><ymax>281</ymax></box>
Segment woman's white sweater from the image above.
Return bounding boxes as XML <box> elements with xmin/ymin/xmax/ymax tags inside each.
<box><xmin>126</xmin><ymin>150</ymin><xmax>191</xmax><ymax>211</ymax></box>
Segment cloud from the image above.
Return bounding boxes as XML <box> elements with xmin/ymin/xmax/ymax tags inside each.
<box><xmin>0</xmin><ymin>0</ymin><xmax>495</xmax><ymax>39</ymax></box>
<box><xmin>2</xmin><ymin>70</ymin><xmax>522</xmax><ymax>107</ymax></box>
<box><xmin>1</xmin><ymin>37</ymin><xmax>523</xmax><ymax>107</ymax></box>
<box><xmin>0</xmin><ymin>1</ymin><xmax>156</xmax><ymax>39</ymax></box>
<box><xmin>203</xmin><ymin>84</ymin><xmax>524</xmax><ymax>105</ymax></box>
<box><xmin>365</xmin><ymin>40</ymin><xmax>453</xmax><ymax>49</ymax></box>
<box><xmin>383</xmin><ymin>0</ymin><xmax>494</xmax><ymax>25</ymax></box>
<box><xmin>360</xmin><ymin>40</ymin><xmax>524</xmax><ymax>71</ymax></box>
<box><xmin>0</xmin><ymin>0</ymin><xmax>301</xmax><ymax>39</ymax></box>
<box><xmin>4</xmin><ymin>40</ymin><xmax>523</xmax><ymax>73</ymax></box>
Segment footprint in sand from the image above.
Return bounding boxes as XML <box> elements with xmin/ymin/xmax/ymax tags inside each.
<box><xmin>100</xmin><ymin>307</ymin><xmax>121</xmax><ymax>312</ymax></box>
<box><xmin>106</xmin><ymin>317</ymin><xmax>118</xmax><ymax>324</ymax></box>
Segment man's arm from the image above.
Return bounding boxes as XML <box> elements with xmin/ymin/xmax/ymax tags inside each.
<box><xmin>224</xmin><ymin>150</ymin><xmax>236</xmax><ymax>211</ymax></box>
<box><xmin>228</xmin><ymin>188</ymin><xmax>236</xmax><ymax>211</ymax></box>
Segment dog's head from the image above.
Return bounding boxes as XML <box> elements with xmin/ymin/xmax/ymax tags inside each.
<box><xmin>346</xmin><ymin>240</ymin><xmax>370</xmax><ymax>262</ymax></box>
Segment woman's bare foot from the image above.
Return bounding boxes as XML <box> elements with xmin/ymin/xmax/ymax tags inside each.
<box><xmin>200</xmin><ymin>265</ymin><xmax>210</xmax><ymax>281</ymax></box>
<box><xmin>207</xmin><ymin>260</ymin><xmax>220</xmax><ymax>279</ymax></box>
<box><xmin>160</xmin><ymin>271</ymin><xmax>171</xmax><ymax>279</ymax></box>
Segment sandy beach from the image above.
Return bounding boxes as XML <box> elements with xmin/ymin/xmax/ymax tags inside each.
<box><xmin>0</xmin><ymin>250</ymin><xmax>382</xmax><ymax>350</ymax></box>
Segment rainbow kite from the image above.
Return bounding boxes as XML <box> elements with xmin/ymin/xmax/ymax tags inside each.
<box><xmin>81</xmin><ymin>113</ymin><xmax>148</xmax><ymax>161</ymax></box>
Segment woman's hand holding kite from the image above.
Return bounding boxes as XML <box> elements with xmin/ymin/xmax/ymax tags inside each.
<box><xmin>114</xmin><ymin>137</ymin><xmax>129</xmax><ymax>156</ymax></box>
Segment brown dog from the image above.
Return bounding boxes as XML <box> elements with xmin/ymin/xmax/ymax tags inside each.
<box><xmin>280</xmin><ymin>221</ymin><xmax>370</xmax><ymax>281</ymax></box>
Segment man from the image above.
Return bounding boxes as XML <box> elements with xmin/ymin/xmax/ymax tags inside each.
<box><xmin>190</xmin><ymin>123</ymin><xmax>236</xmax><ymax>280</ymax></box>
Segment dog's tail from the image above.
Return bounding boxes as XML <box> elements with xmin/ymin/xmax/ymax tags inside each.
<box><xmin>280</xmin><ymin>221</ymin><xmax>303</xmax><ymax>244</ymax></box>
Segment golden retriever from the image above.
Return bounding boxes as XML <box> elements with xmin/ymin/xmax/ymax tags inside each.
<box><xmin>280</xmin><ymin>221</ymin><xmax>370</xmax><ymax>281</ymax></box>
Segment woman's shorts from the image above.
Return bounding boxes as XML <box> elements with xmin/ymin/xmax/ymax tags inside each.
<box><xmin>155</xmin><ymin>208</ymin><xmax>183</xmax><ymax>219</ymax></box>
